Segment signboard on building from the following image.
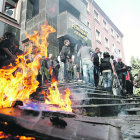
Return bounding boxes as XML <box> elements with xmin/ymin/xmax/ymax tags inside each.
<box><xmin>57</xmin><ymin>11</ymin><xmax>91</xmax><ymax>45</ymax></box>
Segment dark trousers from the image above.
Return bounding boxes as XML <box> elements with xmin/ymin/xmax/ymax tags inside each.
<box><xmin>94</xmin><ymin>66</ymin><xmax>100</xmax><ymax>87</ymax></box>
<box><xmin>53</xmin><ymin>67</ymin><xmax>59</xmax><ymax>80</ymax></box>
<box><xmin>126</xmin><ymin>80</ymin><xmax>133</xmax><ymax>95</ymax></box>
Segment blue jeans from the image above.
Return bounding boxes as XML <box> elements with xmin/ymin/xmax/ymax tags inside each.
<box><xmin>82</xmin><ymin>58</ymin><xmax>94</xmax><ymax>86</ymax></box>
<box><xmin>102</xmin><ymin>71</ymin><xmax>112</xmax><ymax>92</ymax></box>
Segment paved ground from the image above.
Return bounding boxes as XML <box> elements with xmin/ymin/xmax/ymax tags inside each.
<box><xmin>99</xmin><ymin>115</ymin><xmax>140</xmax><ymax>140</ymax></box>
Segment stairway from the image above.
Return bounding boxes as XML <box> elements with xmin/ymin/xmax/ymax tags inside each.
<box><xmin>57</xmin><ymin>81</ymin><xmax>140</xmax><ymax>117</ymax></box>
<box><xmin>33</xmin><ymin>81</ymin><xmax>140</xmax><ymax>139</ymax></box>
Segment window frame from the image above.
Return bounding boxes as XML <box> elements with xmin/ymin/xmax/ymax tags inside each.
<box><xmin>1</xmin><ymin>0</ymin><xmax>18</xmax><ymax>19</ymax></box>
<box><xmin>26</xmin><ymin>0</ymin><xmax>39</xmax><ymax>20</ymax></box>
<box><xmin>4</xmin><ymin>2</ymin><xmax>16</xmax><ymax>18</ymax></box>
<box><xmin>87</xmin><ymin>21</ymin><xmax>90</xmax><ymax>28</ymax></box>
<box><xmin>94</xmin><ymin>10</ymin><xmax>100</xmax><ymax>22</ymax></box>
<box><xmin>95</xmin><ymin>28</ymin><xmax>101</xmax><ymax>42</ymax></box>
<box><xmin>117</xmin><ymin>34</ymin><xmax>120</xmax><ymax>42</ymax></box>
<box><xmin>86</xmin><ymin>0</ymin><xmax>90</xmax><ymax>13</ymax></box>
<box><xmin>103</xmin><ymin>19</ymin><xmax>108</xmax><ymax>30</ymax></box>
<box><xmin>105</xmin><ymin>37</ymin><xmax>109</xmax><ymax>50</ymax></box>
<box><xmin>111</xmin><ymin>28</ymin><xmax>114</xmax><ymax>37</ymax></box>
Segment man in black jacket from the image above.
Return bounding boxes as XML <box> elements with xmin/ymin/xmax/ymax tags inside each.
<box><xmin>92</xmin><ymin>48</ymin><xmax>100</xmax><ymax>87</ymax></box>
<box><xmin>100</xmin><ymin>52</ymin><xmax>113</xmax><ymax>92</ymax></box>
<box><xmin>115</xmin><ymin>57</ymin><xmax>127</xmax><ymax>95</ymax></box>
<box><xmin>0</xmin><ymin>32</ymin><xmax>16</xmax><ymax>68</ymax></box>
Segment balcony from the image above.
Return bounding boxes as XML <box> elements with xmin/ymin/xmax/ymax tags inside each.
<box><xmin>57</xmin><ymin>11</ymin><xmax>91</xmax><ymax>43</ymax></box>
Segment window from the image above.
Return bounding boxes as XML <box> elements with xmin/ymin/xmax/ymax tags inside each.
<box><xmin>0</xmin><ymin>20</ymin><xmax>20</xmax><ymax>40</ymax></box>
<box><xmin>105</xmin><ymin>37</ymin><xmax>109</xmax><ymax>50</ymax></box>
<box><xmin>103</xmin><ymin>20</ymin><xmax>107</xmax><ymax>30</ymax></box>
<box><xmin>0</xmin><ymin>0</ymin><xmax>4</xmax><ymax>12</ymax></box>
<box><xmin>95</xmin><ymin>29</ymin><xmax>101</xmax><ymax>42</ymax></box>
<box><xmin>94</xmin><ymin>10</ymin><xmax>99</xmax><ymax>21</ymax></box>
<box><xmin>59</xmin><ymin>0</ymin><xmax>80</xmax><ymax>19</ymax></box>
<box><xmin>26</xmin><ymin>0</ymin><xmax>39</xmax><ymax>20</ymax></box>
<box><xmin>4</xmin><ymin>3</ymin><xmax>16</xmax><ymax>18</ymax></box>
<box><xmin>111</xmin><ymin>28</ymin><xmax>114</xmax><ymax>37</ymax></box>
<box><xmin>0</xmin><ymin>0</ymin><xmax>18</xmax><ymax>19</ymax></box>
<box><xmin>118</xmin><ymin>49</ymin><xmax>122</xmax><ymax>57</ymax></box>
<box><xmin>112</xmin><ymin>43</ymin><xmax>115</xmax><ymax>48</ymax></box>
<box><xmin>112</xmin><ymin>43</ymin><xmax>116</xmax><ymax>52</ymax></box>
<box><xmin>86</xmin><ymin>0</ymin><xmax>90</xmax><ymax>12</ymax></box>
<box><xmin>87</xmin><ymin>21</ymin><xmax>90</xmax><ymax>27</ymax></box>
<box><xmin>117</xmin><ymin>34</ymin><xmax>120</xmax><ymax>42</ymax></box>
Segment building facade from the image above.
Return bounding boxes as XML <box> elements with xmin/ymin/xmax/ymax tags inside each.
<box><xmin>87</xmin><ymin>0</ymin><xmax>124</xmax><ymax>61</ymax></box>
<box><xmin>0</xmin><ymin>0</ymin><xmax>22</xmax><ymax>40</ymax></box>
<box><xmin>20</xmin><ymin>0</ymin><xmax>124</xmax><ymax>61</ymax></box>
<box><xmin>20</xmin><ymin>0</ymin><xmax>91</xmax><ymax>58</ymax></box>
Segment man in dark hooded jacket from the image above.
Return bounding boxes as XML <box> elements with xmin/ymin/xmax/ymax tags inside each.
<box><xmin>0</xmin><ymin>32</ymin><xmax>16</xmax><ymax>68</ymax></box>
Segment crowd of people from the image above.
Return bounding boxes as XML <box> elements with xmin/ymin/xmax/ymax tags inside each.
<box><xmin>42</xmin><ymin>39</ymin><xmax>134</xmax><ymax>96</ymax></box>
<box><xmin>0</xmin><ymin>32</ymin><xmax>135</xmax><ymax>96</ymax></box>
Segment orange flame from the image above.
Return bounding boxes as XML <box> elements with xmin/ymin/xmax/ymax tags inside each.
<box><xmin>17</xmin><ymin>136</ymin><xmax>35</xmax><ymax>140</ymax></box>
<box><xmin>0</xmin><ymin>22</ymin><xmax>72</xmax><ymax>112</ymax></box>
<box><xmin>45</xmin><ymin>82</ymin><xmax>72</xmax><ymax>112</ymax></box>
<box><xmin>0</xmin><ymin>132</ymin><xmax>35</xmax><ymax>140</ymax></box>
<box><xmin>0</xmin><ymin>131</ymin><xmax>9</xmax><ymax>139</ymax></box>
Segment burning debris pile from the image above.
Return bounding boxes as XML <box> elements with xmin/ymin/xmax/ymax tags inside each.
<box><xmin>0</xmin><ymin>22</ymin><xmax>72</xmax><ymax>113</ymax></box>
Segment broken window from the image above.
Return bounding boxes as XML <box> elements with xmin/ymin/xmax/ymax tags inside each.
<box><xmin>4</xmin><ymin>2</ymin><xmax>16</xmax><ymax>18</ymax></box>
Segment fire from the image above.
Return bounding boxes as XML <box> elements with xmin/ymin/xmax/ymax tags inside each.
<box><xmin>17</xmin><ymin>136</ymin><xmax>35</xmax><ymax>140</ymax></box>
<box><xmin>0</xmin><ymin>22</ymin><xmax>72</xmax><ymax>112</ymax></box>
<box><xmin>45</xmin><ymin>82</ymin><xmax>72</xmax><ymax>112</ymax></box>
<box><xmin>0</xmin><ymin>132</ymin><xmax>35</xmax><ymax>140</ymax></box>
<box><xmin>0</xmin><ymin>131</ymin><xmax>9</xmax><ymax>139</ymax></box>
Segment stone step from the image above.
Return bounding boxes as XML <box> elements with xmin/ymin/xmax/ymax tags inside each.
<box><xmin>72</xmin><ymin>103</ymin><xmax>140</xmax><ymax>117</ymax></box>
<box><xmin>71</xmin><ymin>91</ymin><xmax>123</xmax><ymax>99</ymax></box>
<box><xmin>124</xmin><ymin>108</ymin><xmax>140</xmax><ymax>115</ymax></box>
<box><xmin>72</xmin><ymin>97</ymin><xmax>140</xmax><ymax>105</ymax></box>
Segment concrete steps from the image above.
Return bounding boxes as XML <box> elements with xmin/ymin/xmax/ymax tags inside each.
<box><xmin>72</xmin><ymin>103</ymin><xmax>140</xmax><ymax>117</ymax></box>
<box><xmin>124</xmin><ymin>108</ymin><xmax>140</xmax><ymax>115</ymax></box>
<box><xmin>72</xmin><ymin>97</ymin><xmax>140</xmax><ymax>105</ymax></box>
<box><xmin>41</xmin><ymin>81</ymin><xmax>140</xmax><ymax>117</ymax></box>
<box><xmin>56</xmin><ymin>81</ymin><xmax>140</xmax><ymax>139</ymax></box>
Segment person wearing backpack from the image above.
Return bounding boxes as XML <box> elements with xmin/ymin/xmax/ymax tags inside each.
<box><xmin>100</xmin><ymin>52</ymin><xmax>113</xmax><ymax>92</ymax></box>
